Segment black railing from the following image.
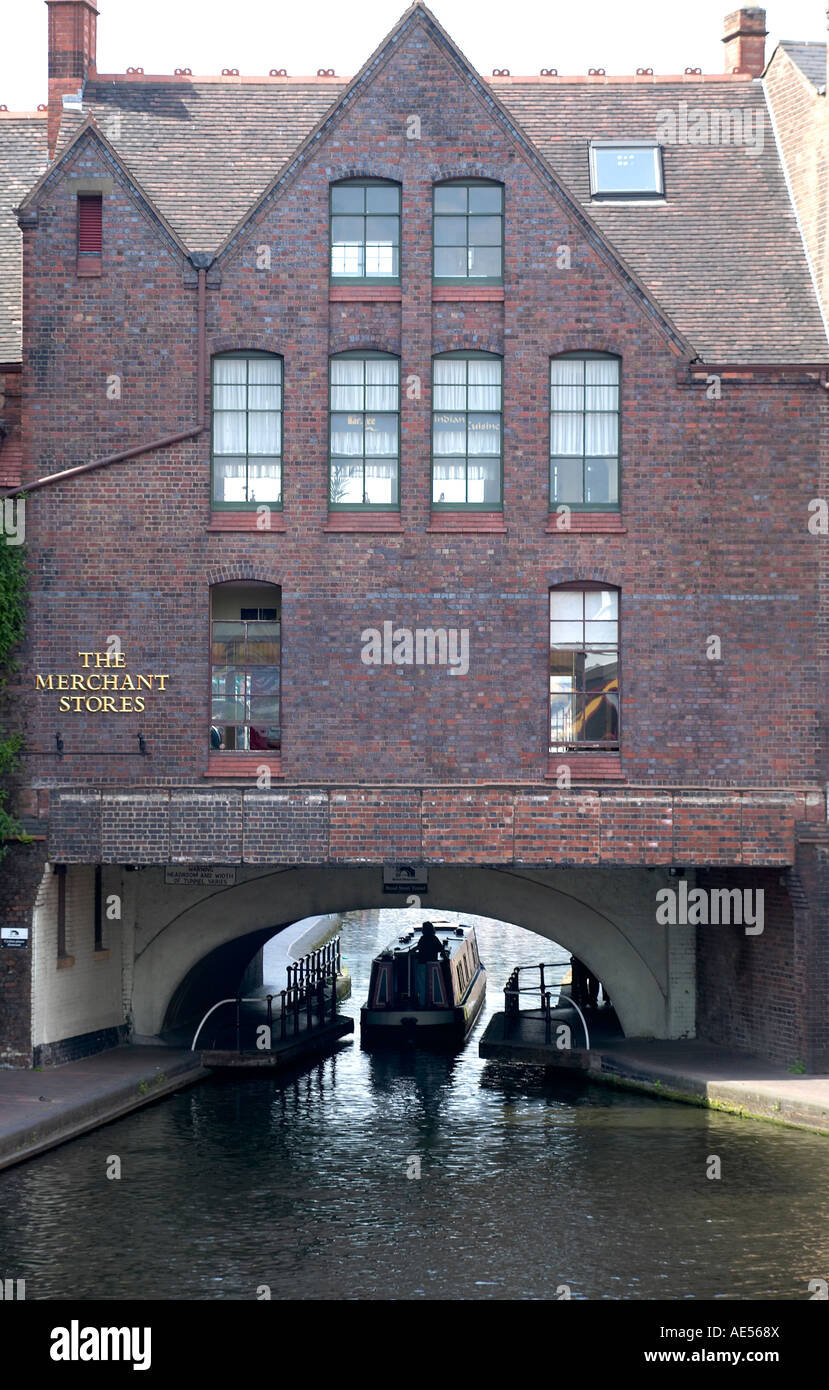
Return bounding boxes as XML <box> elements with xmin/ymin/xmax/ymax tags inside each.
<box><xmin>192</xmin><ymin>935</ymin><xmax>344</xmax><ymax>1052</ymax></box>
<box><xmin>503</xmin><ymin>963</ymin><xmax>591</xmax><ymax>1049</ymax></box>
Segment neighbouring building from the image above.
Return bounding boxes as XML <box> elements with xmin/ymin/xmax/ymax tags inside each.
<box><xmin>0</xmin><ymin>1</ymin><xmax>828</xmax><ymax>1069</ymax></box>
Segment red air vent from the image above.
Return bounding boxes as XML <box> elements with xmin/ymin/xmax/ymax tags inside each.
<box><xmin>78</xmin><ymin>195</ymin><xmax>102</xmax><ymax>254</ymax></box>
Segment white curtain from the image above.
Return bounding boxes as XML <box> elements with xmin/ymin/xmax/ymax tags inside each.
<box><xmin>433</xmin><ymin>359</ymin><xmax>466</xmax><ymax>410</ymax></box>
<box><xmin>331</xmin><ymin>360</ymin><xmax>364</xmax><ymax>411</ymax></box>
<box><xmin>214</xmin><ymin>357</ymin><xmax>281</xmax><ymax>456</ymax></box>
<box><xmin>468</xmin><ymin>359</ymin><xmax>501</xmax><ymax>409</ymax></box>
<box><xmin>468</xmin><ymin>415</ymin><xmax>499</xmax><ymax>455</ymax></box>
<box><xmin>331</xmin><ymin>358</ymin><xmax>398</xmax><ymax>412</ymax></box>
<box><xmin>365</xmin><ymin>358</ymin><xmax>398</xmax><ymax>410</ymax></box>
<box><xmin>551</xmin><ymin>357</ymin><xmax>618</xmax><ymax>456</ymax></box>
<box><xmin>434</xmin><ymin>358</ymin><xmax>501</xmax><ymax>410</ymax></box>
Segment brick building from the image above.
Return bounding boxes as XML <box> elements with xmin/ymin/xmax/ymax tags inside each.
<box><xmin>0</xmin><ymin>2</ymin><xmax>827</xmax><ymax>1068</ymax></box>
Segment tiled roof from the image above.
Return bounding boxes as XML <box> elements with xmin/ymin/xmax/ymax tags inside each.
<box><xmin>63</xmin><ymin>78</ymin><xmax>347</xmax><ymax>252</ymax></box>
<box><xmin>779</xmin><ymin>41</ymin><xmax>826</xmax><ymax>89</ymax></box>
<box><xmin>0</xmin><ymin>115</ymin><xmax>48</xmax><ymax>361</ymax></box>
<box><xmin>492</xmin><ymin>78</ymin><xmax>828</xmax><ymax>362</ymax></box>
<box><xmin>2</xmin><ymin>58</ymin><xmax>828</xmax><ymax>363</ymax></box>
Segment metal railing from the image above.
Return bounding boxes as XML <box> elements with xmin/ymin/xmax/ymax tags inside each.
<box><xmin>503</xmin><ymin>963</ymin><xmax>591</xmax><ymax>1050</ymax></box>
<box><xmin>191</xmin><ymin>935</ymin><xmax>343</xmax><ymax>1053</ymax></box>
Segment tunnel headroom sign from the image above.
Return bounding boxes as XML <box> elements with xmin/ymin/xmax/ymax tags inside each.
<box><xmin>35</xmin><ymin>650</ymin><xmax>170</xmax><ymax>713</ymax></box>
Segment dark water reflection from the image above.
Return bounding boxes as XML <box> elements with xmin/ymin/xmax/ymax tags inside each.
<box><xmin>1</xmin><ymin>907</ymin><xmax>827</xmax><ymax>1301</ymax></box>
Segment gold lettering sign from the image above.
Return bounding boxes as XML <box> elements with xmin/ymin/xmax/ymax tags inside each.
<box><xmin>35</xmin><ymin>651</ymin><xmax>171</xmax><ymax>713</ymax></box>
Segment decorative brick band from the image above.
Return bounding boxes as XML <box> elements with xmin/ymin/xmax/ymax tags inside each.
<box><xmin>46</xmin><ymin>785</ymin><xmax>824</xmax><ymax>867</ymax></box>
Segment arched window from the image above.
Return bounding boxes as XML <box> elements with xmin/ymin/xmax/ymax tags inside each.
<box><xmin>210</xmin><ymin>583</ymin><xmax>281</xmax><ymax>754</ymax></box>
<box><xmin>330</xmin><ymin>179</ymin><xmax>401</xmax><ymax>282</ymax></box>
<box><xmin>433</xmin><ymin>180</ymin><xmax>503</xmax><ymax>283</ymax></box>
<box><xmin>329</xmin><ymin>352</ymin><xmax>400</xmax><ymax>509</ymax></box>
<box><xmin>550</xmin><ymin>353</ymin><xmax>620</xmax><ymax>511</ymax></box>
<box><xmin>549</xmin><ymin>584</ymin><xmax>619</xmax><ymax>752</ymax></box>
<box><xmin>432</xmin><ymin>351</ymin><xmax>502</xmax><ymax>508</ymax></box>
<box><xmin>211</xmin><ymin>352</ymin><xmax>282</xmax><ymax>510</ymax></box>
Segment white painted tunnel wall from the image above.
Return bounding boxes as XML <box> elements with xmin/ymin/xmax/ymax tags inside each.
<box><xmin>127</xmin><ymin>865</ymin><xmax>696</xmax><ymax>1040</ymax></box>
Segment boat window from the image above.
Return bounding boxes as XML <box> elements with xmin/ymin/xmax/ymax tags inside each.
<box><xmin>430</xmin><ymin>965</ymin><xmax>446</xmax><ymax>1005</ymax></box>
<box><xmin>373</xmin><ymin>965</ymin><xmax>390</xmax><ymax>1006</ymax></box>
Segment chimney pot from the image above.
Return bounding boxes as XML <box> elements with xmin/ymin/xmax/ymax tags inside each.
<box><xmin>722</xmin><ymin>8</ymin><xmax>767</xmax><ymax>77</ymax></box>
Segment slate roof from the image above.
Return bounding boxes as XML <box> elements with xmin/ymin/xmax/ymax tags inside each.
<box><xmin>779</xmin><ymin>41</ymin><xmax>826</xmax><ymax>89</ymax></box>
<box><xmin>0</xmin><ymin>115</ymin><xmax>48</xmax><ymax>361</ymax></box>
<box><xmin>1</xmin><ymin>16</ymin><xmax>828</xmax><ymax>364</ymax></box>
<box><xmin>491</xmin><ymin>78</ymin><xmax>828</xmax><ymax>362</ymax></box>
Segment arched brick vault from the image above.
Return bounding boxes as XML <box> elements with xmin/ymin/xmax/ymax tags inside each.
<box><xmin>127</xmin><ymin>864</ymin><xmax>687</xmax><ymax>1040</ymax></box>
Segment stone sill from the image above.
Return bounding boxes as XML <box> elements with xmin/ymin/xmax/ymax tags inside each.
<box><xmin>207</xmin><ymin>512</ymin><xmax>286</xmax><ymax>532</ymax></box>
<box><xmin>57</xmin><ymin>955</ymin><xmax>76</xmax><ymax>970</ymax></box>
<box><xmin>432</xmin><ymin>285</ymin><xmax>505</xmax><ymax>302</ymax></box>
<box><xmin>428</xmin><ymin>512</ymin><xmax>506</xmax><ymax>533</ymax></box>
<box><xmin>329</xmin><ymin>285</ymin><xmax>402</xmax><ymax>302</ymax></box>
<box><xmin>76</xmin><ymin>257</ymin><xmax>102</xmax><ymax>277</ymax></box>
<box><xmin>93</xmin><ymin>949</ymin><xmax>111</xmax><ymax>960</ymax></box>
<box><xmin>205</xmin><ymin>754</ymin><xmax>283</xmax><ymax>778</ymax></box>
<box><xmin>546</xmin><ymin>753</ymin><xmax>626</xmax><ymax>782</ymax></box>
<box><xmin>324</xmin><ymin>513</ymin><xmax>404</xmax><ymax>533</ymax></box>
<box><xmin>546</xmin><ymin>513</ymin><xmax>626</xmax><ymax>534</ymax></box>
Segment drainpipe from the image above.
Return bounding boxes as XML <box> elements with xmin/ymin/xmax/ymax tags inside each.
<box><xmin>1</xmin><ymin>256</ymin><xmax>209</xmax><ymax>500</ymax></box>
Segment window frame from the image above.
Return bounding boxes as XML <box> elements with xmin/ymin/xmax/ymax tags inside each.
<box><xmin>210</xmin><ymin>351</ymin><xmax>284</xmax><ymax>512</ymax></box>
<box><xmin>549</xmin><ymin>351</ymin><xmax>621</xmax><ymax>513</ymax></box>
<box><xmin>328</xmin><ymin>350</ymin><xmax>401</xmax><ymax>512</ymax></box>
<box><xmin>549</xmin><ymin>583</ymin><xmax>620</xmax><ymax>754</ymax></box>
<box><xmin>432</xmin><ymin>178</ymin><xmax>504</xmax><ymax>285</ymax></box>
<box><xmin>431</xmin><ymin>350</ymin><xmax>504</xmax><ymax>511</ymax></box>
<box><xmin>588</xmin><ymin>140</ymin><xmax>665</xmax><ymax>200</ymax></box>
<box><xmin>210</xmin><ymin>588</ymin><xmax>282</xmax><ymax>755</ymax></box>
<box><xmin>329</xmin><ymin>178</ymin><xmax>402</xmax><ymax>286</ymax></box>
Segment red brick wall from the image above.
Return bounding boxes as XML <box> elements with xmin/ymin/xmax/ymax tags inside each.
<box><xmin>0</xmin><ymin>366</ymin><xmax>22</xmax><ymax>488</ymax></box>
<box><xmin>15</xmin><ymin>23</ymin><xmax>826</xmax><ymax>818</ymax></box>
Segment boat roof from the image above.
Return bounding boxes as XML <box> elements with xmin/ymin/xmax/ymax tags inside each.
<box><xmin>375</xmin><ymin>921</ymin><xmax>476</xmax><ymax>961</ymax></box>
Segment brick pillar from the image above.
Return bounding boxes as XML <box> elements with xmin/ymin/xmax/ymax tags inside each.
<box><xmin>45</xmin><ymin>0</ymin><xmax>99</xmax><ymax>157</ymax></box>
<box><xmin>722</xmin><ymin>8</ymin><xmax>767</xmax><ymax>76</ymax></box>
<box><xmin>790</xmin><ymin>828</ymin><xmax>829</xmax><ymax>1072</ymax></box>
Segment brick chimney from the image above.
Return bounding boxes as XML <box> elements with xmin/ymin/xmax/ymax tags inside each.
<box><xmin>46</xmin><ymin>0</ymin><xmax>99</xmax><ymax>156</ymax></box>
<box><xmin>722</xmin><ymin>8</ymin><xmax>768</xmax><ymax>76</ymax></box>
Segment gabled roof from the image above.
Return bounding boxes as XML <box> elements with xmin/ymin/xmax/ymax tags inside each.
<box><xmin>55</xmin><ymin>79</ymin><xmax>345</xmax><ymax>253</ymax></box>
<box><xmin>17</xmin><ymin>116</ymin><xmax>193</xmax><ymax>261</ymax></box>
<box><xmin>778</xmin><ymin>41</ymin><xmax>826</xmax><ymax>89</ymax></box>
<box><xmin>1</xmin><ymin>4</ymin><xmax>827</xmax><ymax>365</ymax></box>
<box><xmin>0</xmin><ymin>114</ymin><xmax>48</xmax><ymax>360</ymax></box>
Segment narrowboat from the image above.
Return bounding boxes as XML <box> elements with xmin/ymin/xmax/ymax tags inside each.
<box><xmin>360</xmin><ymin>920</ymin><xmax>486</xmax><ymax>1045</ymax></box>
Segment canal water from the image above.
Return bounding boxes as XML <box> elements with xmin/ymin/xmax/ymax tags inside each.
<box><xmin>1</xmin><ymin>907</ymin><xmax>828</xmax><ymax>1301</ymax></box>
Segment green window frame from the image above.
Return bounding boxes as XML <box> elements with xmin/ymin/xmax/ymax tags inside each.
<box><xmin>211</xmin><ymin>352</ymin><xmax>283</xmax><ymax>510</ymax></box>
<box><xmin>550</xmin><ymin>353</ymin><xmax>620</xmax><ymax>512</ymax></box>
<box><xmin>432</xmin><ymin>180</ymin><xmax>503</xmax><ymax>284</ymax></box>
<box><xmin>329</xmin><ymin>352</ymin><xmax>400</xmax><ymax>510</ymax></box>
<box><xmin>549</xmin><ymin>586</ymin><xmax>620</xmax><ymax>753</ymax></box>
<box><xmin>431</xmin><ymin>352</ymin><xmax>503</xmax><ymax>510</ymax></box>
<box><xmin>330</xmin><ymin>180</ymin><xmax>401</xmax><ymax>284</ymax></box>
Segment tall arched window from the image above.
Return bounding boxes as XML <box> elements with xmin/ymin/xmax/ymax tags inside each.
<box><xmin>550</xmin><ymin>585</ymin><xmax>619</xmax><ymax>752</ymax></box>
<box><xmin>432</xmin><ymin>352</ymin><xmax>502</xmax><ymax>508</ymax></box>
<box><xmin>550</xmin><ymin>353</ymin><xmax>620</xmax><ymax>511</ymax></box>
<box><xmin>330</xmin><ymin>180</ymin><xmax>401</xmax><ymax>283</ymax></box>
<box><xmin>329</xmin><ymin>352</ymin><xmax>400</xmax><ymax>509</ymax></box>
<box><xmin>210</xmin><ymin>583</ymin><xmax>281</xmax><ymax>754</ymax></box>
<box><xmin>433</xmin><ymin>180</ymin><xmax>503</xmax><ymax>283</ymax></box>
<box><xmin>211</xmin><ymin>352</ymin><xmax>282</xmax><ymax>509</ymax></box>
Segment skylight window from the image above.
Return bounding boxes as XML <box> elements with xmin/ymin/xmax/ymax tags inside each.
<box><xmin>589</xmin><ymin>142</ymin><xmax>664</xmax><ymax>199</ymax></box>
